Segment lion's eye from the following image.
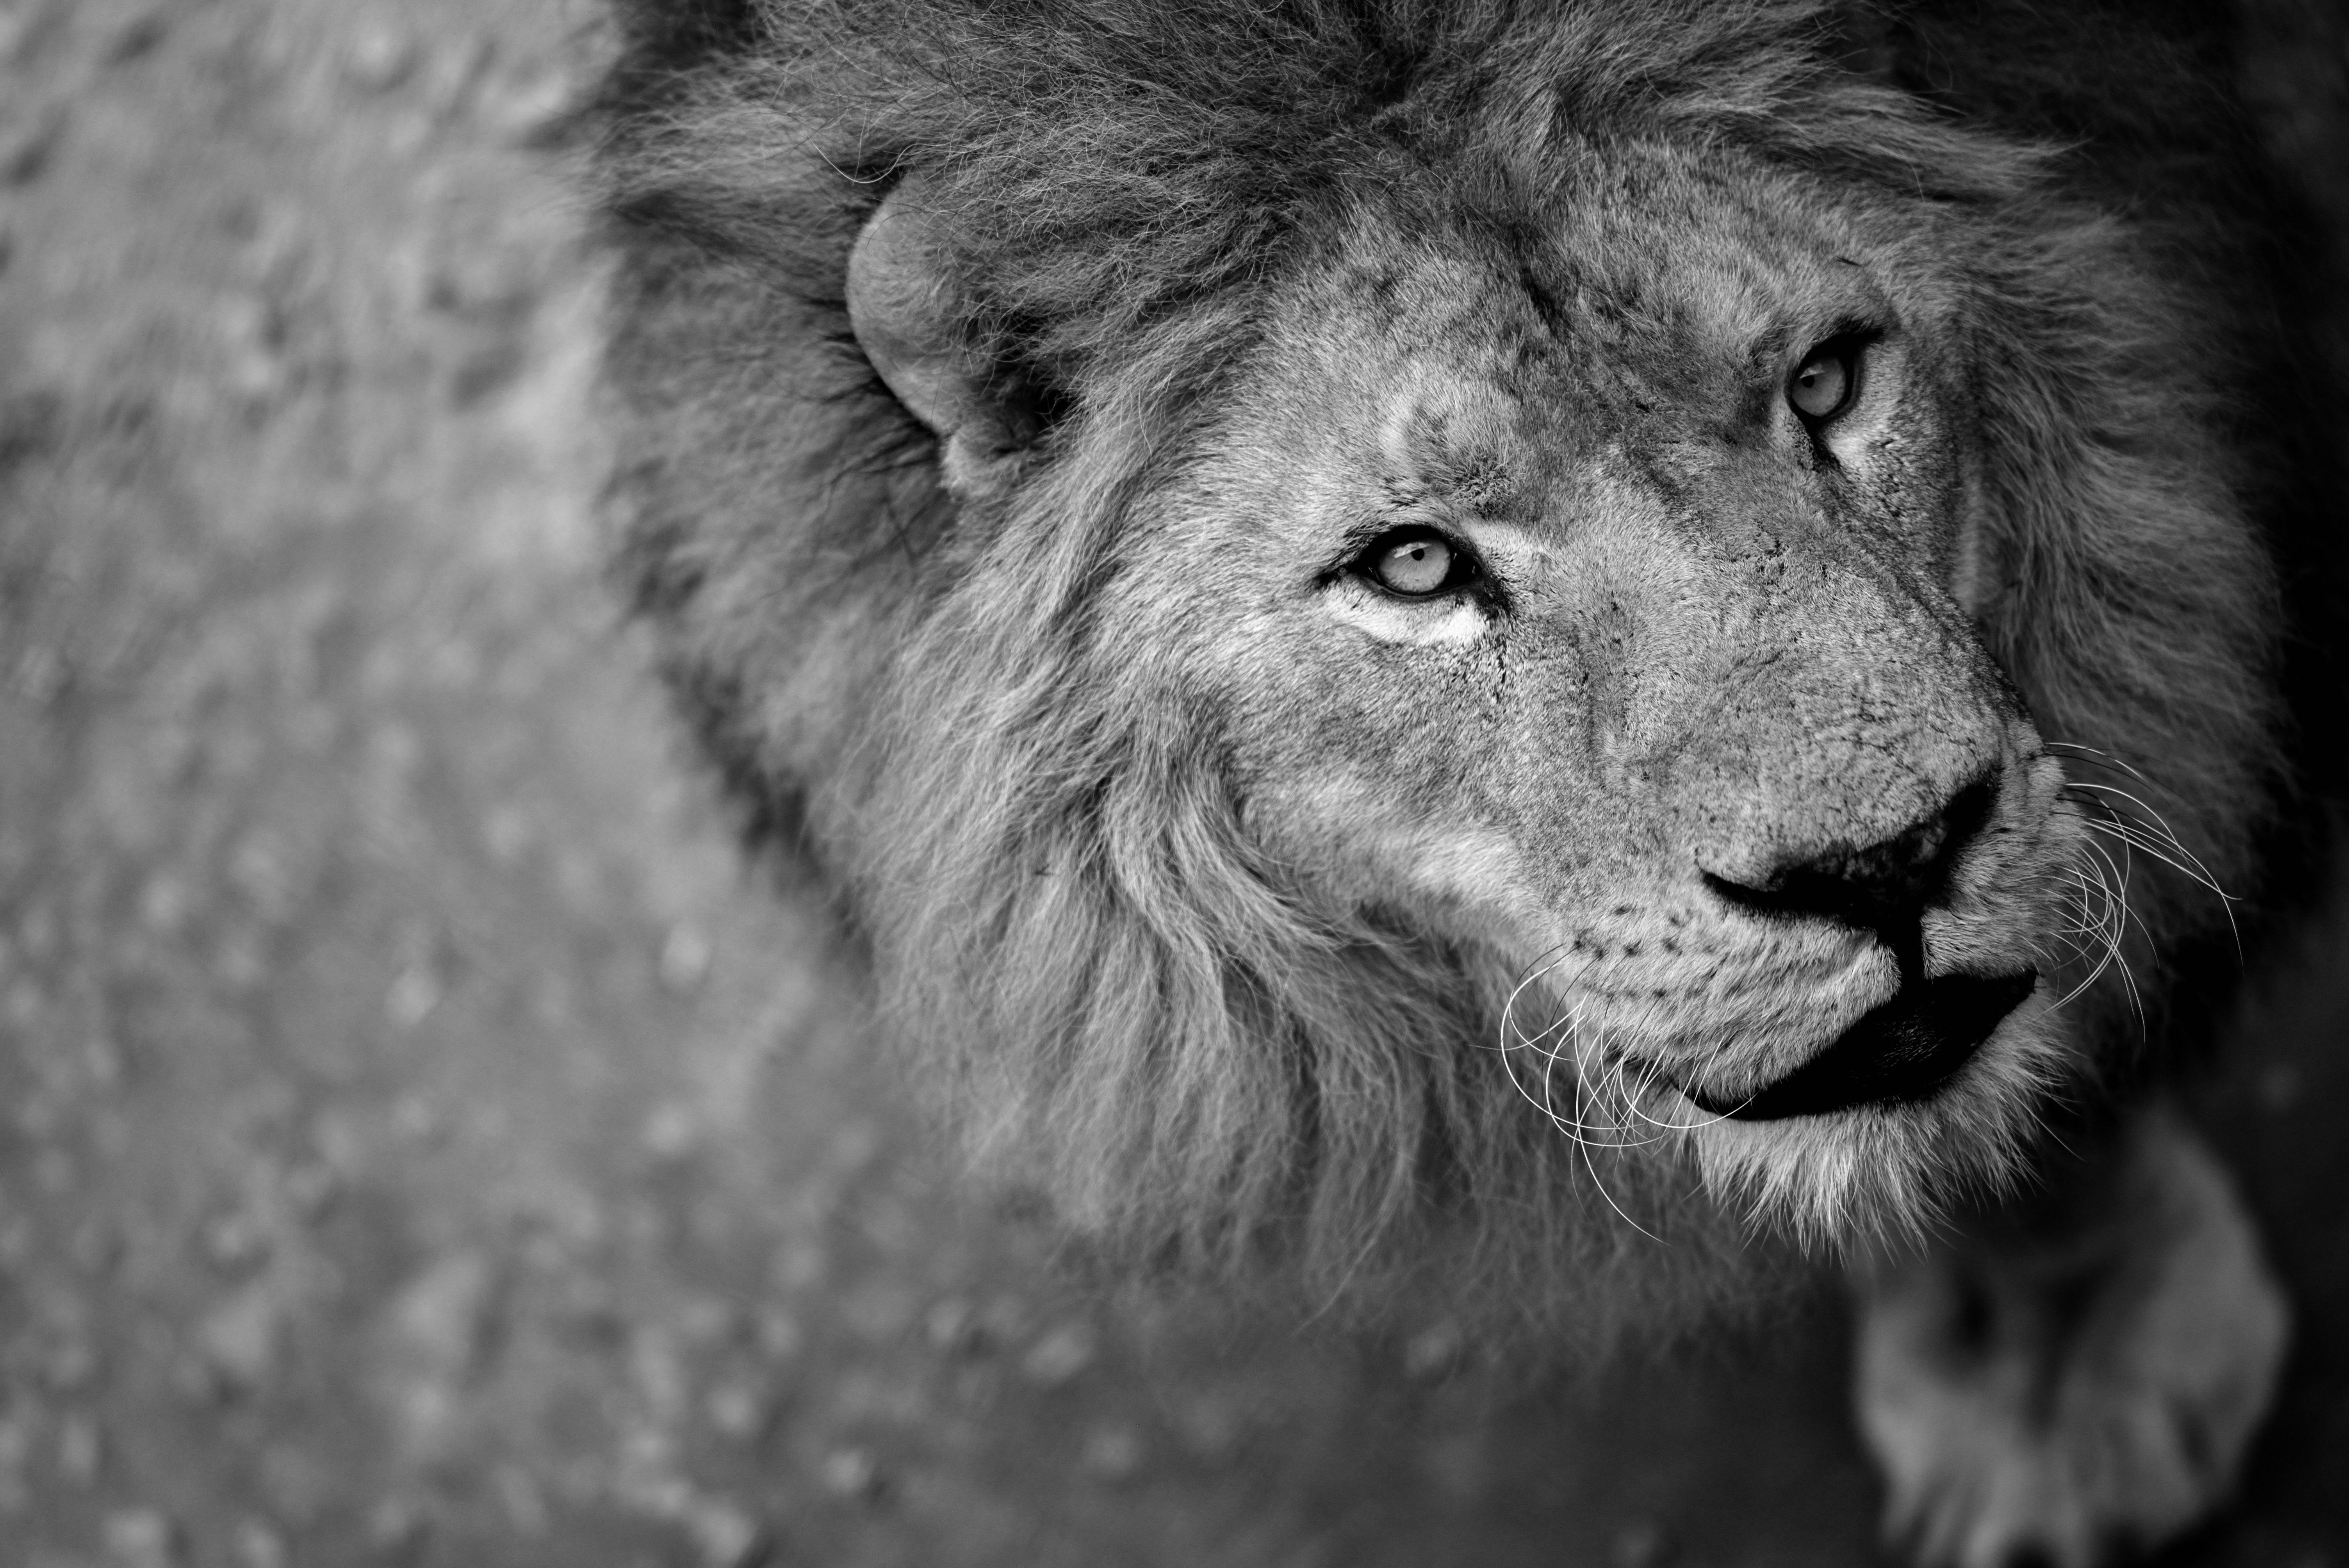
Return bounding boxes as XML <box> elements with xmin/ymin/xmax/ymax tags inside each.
<box><xmin>1788</xmin><ymin>343</ymin><xmax>1858</xmax><ymax>421</ymax></box>
<box><xmin>1360</xmin><ymin>529</ymin><xmax>1472</xmax><ymax>597</ymax></box>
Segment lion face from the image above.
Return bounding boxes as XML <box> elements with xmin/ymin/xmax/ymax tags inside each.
<box><xmin>1094</xmin><ymin>150</ymin><xmax>2103</xmax><ymax>1234</ymax></box>
<box><xmin>609</xmin><ymin>0</ymin><xmax>2279</xmax><ymax>1312</ymax></box>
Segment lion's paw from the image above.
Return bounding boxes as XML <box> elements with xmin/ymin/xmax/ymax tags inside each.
<box><xmin>1852</xmin><ymin>1114</ymin><xmax>2288</xmax><ymax>1568</ymax></box>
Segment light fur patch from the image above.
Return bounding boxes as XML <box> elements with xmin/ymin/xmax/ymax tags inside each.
<box><xmin>1322</xmin><ymin>581</ymin><xmax>1493</xmax><ymax>645</ymax></box>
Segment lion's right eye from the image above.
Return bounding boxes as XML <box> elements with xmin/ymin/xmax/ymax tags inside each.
<box><xmin>1358</xmin><ymin>528</ymin><xmax>1476</xmax><ymax>597</ymax></box>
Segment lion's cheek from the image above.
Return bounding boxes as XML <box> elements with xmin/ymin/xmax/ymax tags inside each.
<box><xmin>1233</xmin><ymin>771</ymin><xmax>1549</xmax><ymax>937</ymax></box>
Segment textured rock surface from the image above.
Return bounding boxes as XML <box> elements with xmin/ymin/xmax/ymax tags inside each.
<box><xmin>0</xmin><ymin>0</ymin><xmax>2343</xmax><ymax>1564</ymax></box>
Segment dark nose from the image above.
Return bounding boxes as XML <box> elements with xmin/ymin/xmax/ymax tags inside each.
<box><xmin>1702</xmin><ymin>776</ymin><xmax>1998</xmax><ymax>977</ymax></box>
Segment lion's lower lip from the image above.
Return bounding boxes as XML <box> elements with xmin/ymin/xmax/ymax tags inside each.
<box><xmin>1686</xmin><ymin>970</ymin><xmax>2039</xmax><ymax>1121</ymax></box>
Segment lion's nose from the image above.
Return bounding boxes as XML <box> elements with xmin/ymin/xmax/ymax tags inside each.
<box><xmin>1701</xmin><ymin>775</ymin><xmax>1999</xmax><ymax>976</ymax></box>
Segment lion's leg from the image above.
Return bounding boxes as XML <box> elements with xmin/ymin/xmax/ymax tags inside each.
<box><xmin>1850</xmin><ymin>1105</ymin><xmax>2289</xmax><ymax>1568</ymax></box>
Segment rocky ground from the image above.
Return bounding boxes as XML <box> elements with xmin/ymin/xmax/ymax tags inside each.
<box><xmin>0</xmin><ymin>1</ymin><xmax>2345</xmax><ymax>1565</ymax></box>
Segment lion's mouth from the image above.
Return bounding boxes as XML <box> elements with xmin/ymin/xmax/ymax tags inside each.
<box><xmin>1683</xmin><ymin>970</ymin><xmax>2038</xmax><ymax>1121</ymax></box>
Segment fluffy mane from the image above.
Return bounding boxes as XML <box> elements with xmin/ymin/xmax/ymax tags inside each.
<box><xmin>593</xmin><ymin>0</ymin><xmax>2284</xmax><ymax>1337</ymax></box>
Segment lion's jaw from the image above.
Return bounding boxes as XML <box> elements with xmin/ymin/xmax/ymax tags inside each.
<box><xmin>1137</xmin><ymin>194</ymin><xmax>2110</xmax><ymax>1247</ymax></box>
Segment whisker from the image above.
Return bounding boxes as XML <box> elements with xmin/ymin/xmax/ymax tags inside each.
<box><xmin>2076</xmin><ymin>834</ymin><xmax>2146</xmax><ymax>1023</ymax></box>
<box><xmin>2048</xmin><ymin>865</ymin><xmax>2123</xmax><ymax>1009</ymax></box>
<box><xmin>2042</xmin><ymin>741</ymin><xmax>2159</xmax><ymax>793</ymax></box>
<box><xmin>2075</xmin><ymin>802</ymin><xmax>2231</xmax><ymax>900</ymax></box>
<box><xmin>2053</xmin><ymin>759</ymin><xmax>2240</xmax><ymax>958</ymax></box>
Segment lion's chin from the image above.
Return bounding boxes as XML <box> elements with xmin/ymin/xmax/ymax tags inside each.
<box><xmin>1686</xmin><ymin>969</ymin><xmax>2039</xmax><ymax>1121</ymax></box>
<box><xmin>1674</xmin><ymin>986</ymin><xmax>2072</xmax><ymax>1248</ymax></box>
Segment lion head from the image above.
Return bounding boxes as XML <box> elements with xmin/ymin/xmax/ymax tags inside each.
<box><xmin>599</xmin><ymin>0</ymin><xmax>2279</xmax><ymax>1329</ymax></box>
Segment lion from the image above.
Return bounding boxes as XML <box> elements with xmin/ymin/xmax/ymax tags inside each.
<box><xmin>590</xmin><ymin>2</ymin><xmax>2318</xmax><ymax>1563</ymax></box>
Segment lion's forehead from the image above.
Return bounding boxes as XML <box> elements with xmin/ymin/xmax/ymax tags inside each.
<box><xmin>1372</xmin><ymin>378</ymin><xmax>1546</xmax><ymax>517</ymax></box>
<box><xmin>1258</xmin><ymin>187</ymin><xmax>1914</xmax><ymax>515</ymax></box>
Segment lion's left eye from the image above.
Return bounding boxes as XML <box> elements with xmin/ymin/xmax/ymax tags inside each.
<box><xmin>1788</xmin><ymin>341</ymin><xmax>1861</xmax><ymax>421</ymax></box>
<box><xmin>1358</xmin><ymin>528</ymin><xmax>1475</xmax><ymax>597</ymax></box>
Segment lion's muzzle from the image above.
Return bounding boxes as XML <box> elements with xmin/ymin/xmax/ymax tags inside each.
<box><xmin>1686</xmin><ymin>770</ymin><xmax>2044</xmax><ymax>1117</ymax></box>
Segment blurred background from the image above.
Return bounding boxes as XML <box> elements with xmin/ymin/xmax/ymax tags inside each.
<box><xmin>0</xmin><ymin>1</ymin><xmax>2345</xmax><ymax>1564</ymax></box>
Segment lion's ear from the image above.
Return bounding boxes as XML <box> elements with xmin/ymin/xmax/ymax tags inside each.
<box><xmin>847</xmin><ymin>184</ymin><xmax>1043</xmax><ymax>495</ymax></box>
